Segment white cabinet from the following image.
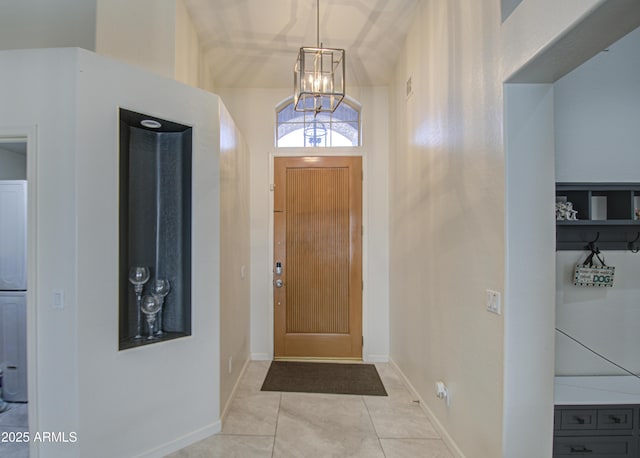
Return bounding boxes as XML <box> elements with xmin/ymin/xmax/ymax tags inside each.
<box><xmin>0</xmin><ymin>181</ymin><xmax>27</xmax><ymax>290</ymax></box>
<box><xmin>0</xmin><ymin>292</ymin><xmax>27</xmax><ymax>402</ymax></box>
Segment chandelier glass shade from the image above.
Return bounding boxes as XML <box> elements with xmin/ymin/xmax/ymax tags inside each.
<box><xmin>293</xmin><ymin>1</ymin><xmax>345</xmax><ymax>114</ymax></box>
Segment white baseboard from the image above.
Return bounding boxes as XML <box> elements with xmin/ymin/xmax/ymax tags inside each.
<box><xmin>221</xmin><ymin>357</ymin><xmax>251</xmax><ymax>421</ymax></box>
<box><xmin>252</xmin><ymin>353</ymin><xmax>387</xmax><ymax>363</ymax></box>
<box><xmin>141</xmin><ymin>358</ymin><xmax>254</xmax><ymax>458</ymax></box>
<box><xmin>365</xmin><ymin>354</ymin><xmax>389</xmax><ymax>363</ymax></box>
<box><xmin>137</xmin><ymin>421</ymin><xmax>221</xmax><ymax>458</ymax></box>
<box><xmin>388</xmin><ymin>358</ymin><xmax>466</xmax><ymax>458</ymax></box>
<box><xmin>251</xmin><ymin>353</ymin><xmax>272</xmax><ymax>361</ymax></box>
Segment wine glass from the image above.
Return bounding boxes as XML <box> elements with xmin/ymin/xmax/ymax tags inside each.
<box><xmin>141</xmin><ymin>295</ymin><xmax>161</xmax><ymax>340</ymax></box>
<box><xmin>128</xmin><ymin>266</ymin><xmax>150</xmax><ymax>339</ymax></box>
<box><xmin>151</xmin><ymin>279</ymin><xmax>170</xmax><ymax>335</ymax></box>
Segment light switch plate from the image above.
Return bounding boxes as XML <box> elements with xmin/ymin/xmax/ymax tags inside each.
<box><xmin>486</xmin><ymin>289</ymin><xmax>501</xmax><ymax>315</ymax></box>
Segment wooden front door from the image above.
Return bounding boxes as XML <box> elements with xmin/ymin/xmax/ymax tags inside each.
<box><xmin>274</xmin><ymin>156</ymin><xmax>362</xmax><ymax>359</ymax></box>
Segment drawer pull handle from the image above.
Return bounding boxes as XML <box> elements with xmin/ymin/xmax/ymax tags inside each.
<box><xmin>573</xmin><ymin>416</ymin><xmax>586</xmax><ymax>424</ymax></box>
<box><xmin>570</xmin><ymin>446</ymin><xmax>592</xmax><ymax>453</ymax></box>
<box><xmin>609</xmin><ymin>415</ymin><xmax>622</xmax><ymax>424</ymax></box>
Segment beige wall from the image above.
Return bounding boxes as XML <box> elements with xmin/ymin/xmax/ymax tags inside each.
<box><xmin>175</xmin><ymin>0</ymin><xmax>216</xmax><ymax>92</ymax></box>
<box><xmin>389</xmin><ymin>1</ymin><xmax>504</xmax><ymax>456</ymax></box>
<box><xmin>95</xmin><ymin>0</ymin><xmax>177</xmax><ymax>79</ymax></box>
<box><xmin>219</xmin><ymin>101</ymin><xmax>251</xmax><ymax>412</ymax></box>
<box><xmin>96</xmin><ymin>0</ymin><xmax>216</xmax><ymax>91</ymax></box>
<box><xmin>175</xmin><ymin>0</ymin><xmax>200</xmax><ymax>87</ymax></box>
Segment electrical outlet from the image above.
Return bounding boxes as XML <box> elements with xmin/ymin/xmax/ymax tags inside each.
<box><xmin>435</xmin><ymin>381</ymin><xmax>450</xmax><ymax>406</ymax></box>
<box><xmin>486</xmin><ymin>290</ymin><xmax>501</xmax><ymax>315</ymax></box>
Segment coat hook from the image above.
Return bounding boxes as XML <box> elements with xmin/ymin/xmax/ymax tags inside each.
<box><xmin>586</xmin><ymin>232</ymin><xmax>600</xmax><ymax>252</ymax></box>
<box><xmin>629</xmin><ymin>232</ymin><xmax>640</xmax><ymax>253</ymax></box>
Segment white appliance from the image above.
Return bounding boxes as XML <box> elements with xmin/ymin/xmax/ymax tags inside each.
<box><xmin>0</xmin><ymin>181</ymin><xmax>27</xmax><ymax>402</ymax></box>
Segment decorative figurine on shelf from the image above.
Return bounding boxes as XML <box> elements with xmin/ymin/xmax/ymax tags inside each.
<box><xmin>556</xmin><ymin>201</ymin><xmax>578</xmax><ymax>221</ymax></box>
<box><xmin>565</xmin><ymin>202</ymin><xmax>578</xmax><ymax>220</ymax></box>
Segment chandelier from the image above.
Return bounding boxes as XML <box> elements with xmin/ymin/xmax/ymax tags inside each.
<box><xmin>293</xmin><ymin>0</ymin><xmax>346</xmax><ymax>114</ymax></box>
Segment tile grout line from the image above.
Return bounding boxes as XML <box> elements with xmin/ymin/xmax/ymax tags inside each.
<box><xmin>361</xmin><ymin>394</ymin><xmax>387</xmax><ymax>457</ymax></box>
<box><xmin>378</xmin><ymin>436</ymin><xmax>451</xmax><ymax>440</ymax></box>
<box><xmin>217</xmin><ymin>433</ymin><xmax>275</xmax><ymax>438</ymax></box>
<box><xmin>271</xmin><ymin>392</ymin><xmax>282</xmax><ymax>458</ymax></box>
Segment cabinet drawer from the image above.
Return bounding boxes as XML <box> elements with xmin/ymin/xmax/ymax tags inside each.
<box><xmin>598</xmin><ymin>408</ymin><xmax>633</xmax><ymax>430</ymax></box>
<box><xmin>553</xmin><ymin>436</ymin><xmax>636</xmax><ymax>457</ymax></box>
<box><xmin>560</xmin><ymin>410</ymin><xmax>597</xmax><ymax>430</ymax></box>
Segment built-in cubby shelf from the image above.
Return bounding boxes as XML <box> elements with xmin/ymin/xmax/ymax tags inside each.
<box><xmin>118</xmin><ymin>108</ymin><xmax>193</xmax><ymax>350</ymax></box>
<box><xmin>556</xmin><ymin>183</ymin><xmax>640</xmax><ymax>251</ymax></box>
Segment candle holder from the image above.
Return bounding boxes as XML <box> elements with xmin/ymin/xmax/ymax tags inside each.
<box><xmin>128</xmin><ymin>266</ymin><xmax>150</xmax><ymax>339</ymax></box>
<box><xmin>141</xmin><ymin>295</ymin><xmax>162</xmax><ymax>340</ymax></box>
<box><xmin>151</xmin><ymin>279</ymin><xmax>170</xmax><ymax>335</ymax></box>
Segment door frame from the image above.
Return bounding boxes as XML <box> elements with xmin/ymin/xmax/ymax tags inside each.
<box><xmin>268</xmin><ymin>149</ymin><xmax>369</xmax><ymax>360</ymax></box>
<box><xmin>0</xmin><ymin>126</ymin><xmax>39</xmax><ymax>457</ymax></box>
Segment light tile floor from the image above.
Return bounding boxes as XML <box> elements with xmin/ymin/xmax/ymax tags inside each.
<box><xmin>0</xmin><ymin>402</ymin><xmax>29</xmax><ymax>458</ymax></box>
<box><xmin>168</xmin><ymin>362</ymin><xmax>454</xmax><ymax>458</ymax></box>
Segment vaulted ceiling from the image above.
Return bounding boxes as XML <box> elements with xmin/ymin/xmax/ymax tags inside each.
<box><xmin>183</xmin><ymin>0</ymin><xmax>420</xmax><ymax>88</ymax></box>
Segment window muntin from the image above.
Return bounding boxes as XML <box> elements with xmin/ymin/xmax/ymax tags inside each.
<box><xmin>276</xmin><ymin>99</ymin><xmax>360</xmax><ymax>148</ymax></box>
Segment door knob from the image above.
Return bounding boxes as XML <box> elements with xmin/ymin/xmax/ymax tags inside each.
<box><xmin>275</xmin><ymin>279</ymin><xmax>283</xmax><ymax>288</ymax></box>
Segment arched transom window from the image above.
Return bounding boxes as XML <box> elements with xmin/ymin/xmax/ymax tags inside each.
<box><xmin>276</xmin><ymin>98</ymin><xmax>360</xmax><ymax>148</ymax></box>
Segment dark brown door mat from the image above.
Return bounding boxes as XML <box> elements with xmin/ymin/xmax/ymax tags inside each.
<box><xmin>260</xmin><ymin>361</ymin><xmax>388</xmax><ymax>396</ymax></box>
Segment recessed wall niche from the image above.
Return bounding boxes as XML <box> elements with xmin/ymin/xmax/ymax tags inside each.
<box><xmin>119</xmin><ymin>108</ymin><xmax>192</xmax><ymax>350</ymax></box>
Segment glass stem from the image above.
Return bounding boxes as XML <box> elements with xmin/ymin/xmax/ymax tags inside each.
<box><xmin>135</xmin><ymin>293</ymin><xmax>142</xmax><ymax>339</ymax></box>
<box><xmin>147</xmin><ymin>315</ymin><xmax>155</xmax><ymax>339</ymax></box>
<box><xmin>156</xmin><ymin>301</ymin><xmax>164</xmax><ymax>335</ymax></box>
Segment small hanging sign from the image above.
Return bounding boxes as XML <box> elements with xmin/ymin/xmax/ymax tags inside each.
<box><xmin>573</xmin><ymin>246</ymin><xmax>615</xmax><ymax>287</ymax></box>
<box><xmin>574</xmin><ymin>265</ymin><xmax>615</xmax><ymax>287</ymax></box>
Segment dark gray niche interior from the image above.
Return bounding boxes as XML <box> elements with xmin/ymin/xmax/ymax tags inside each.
<box><xmin>119</xmin><ymin>108</ymin><xmax>192</xmax><ymax>350</ymax></box>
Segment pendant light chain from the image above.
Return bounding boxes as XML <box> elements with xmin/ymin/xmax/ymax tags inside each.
<box><xmin>293</xmin><ymin>0</ymin><xmax>345</xmax><ymax>113</ymax></box>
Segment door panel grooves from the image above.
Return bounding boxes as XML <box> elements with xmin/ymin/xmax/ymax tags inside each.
<box><xmin>285</xmin><ymin>167</ymin><xmax>349</xmax><ymax>334</ymax></box>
